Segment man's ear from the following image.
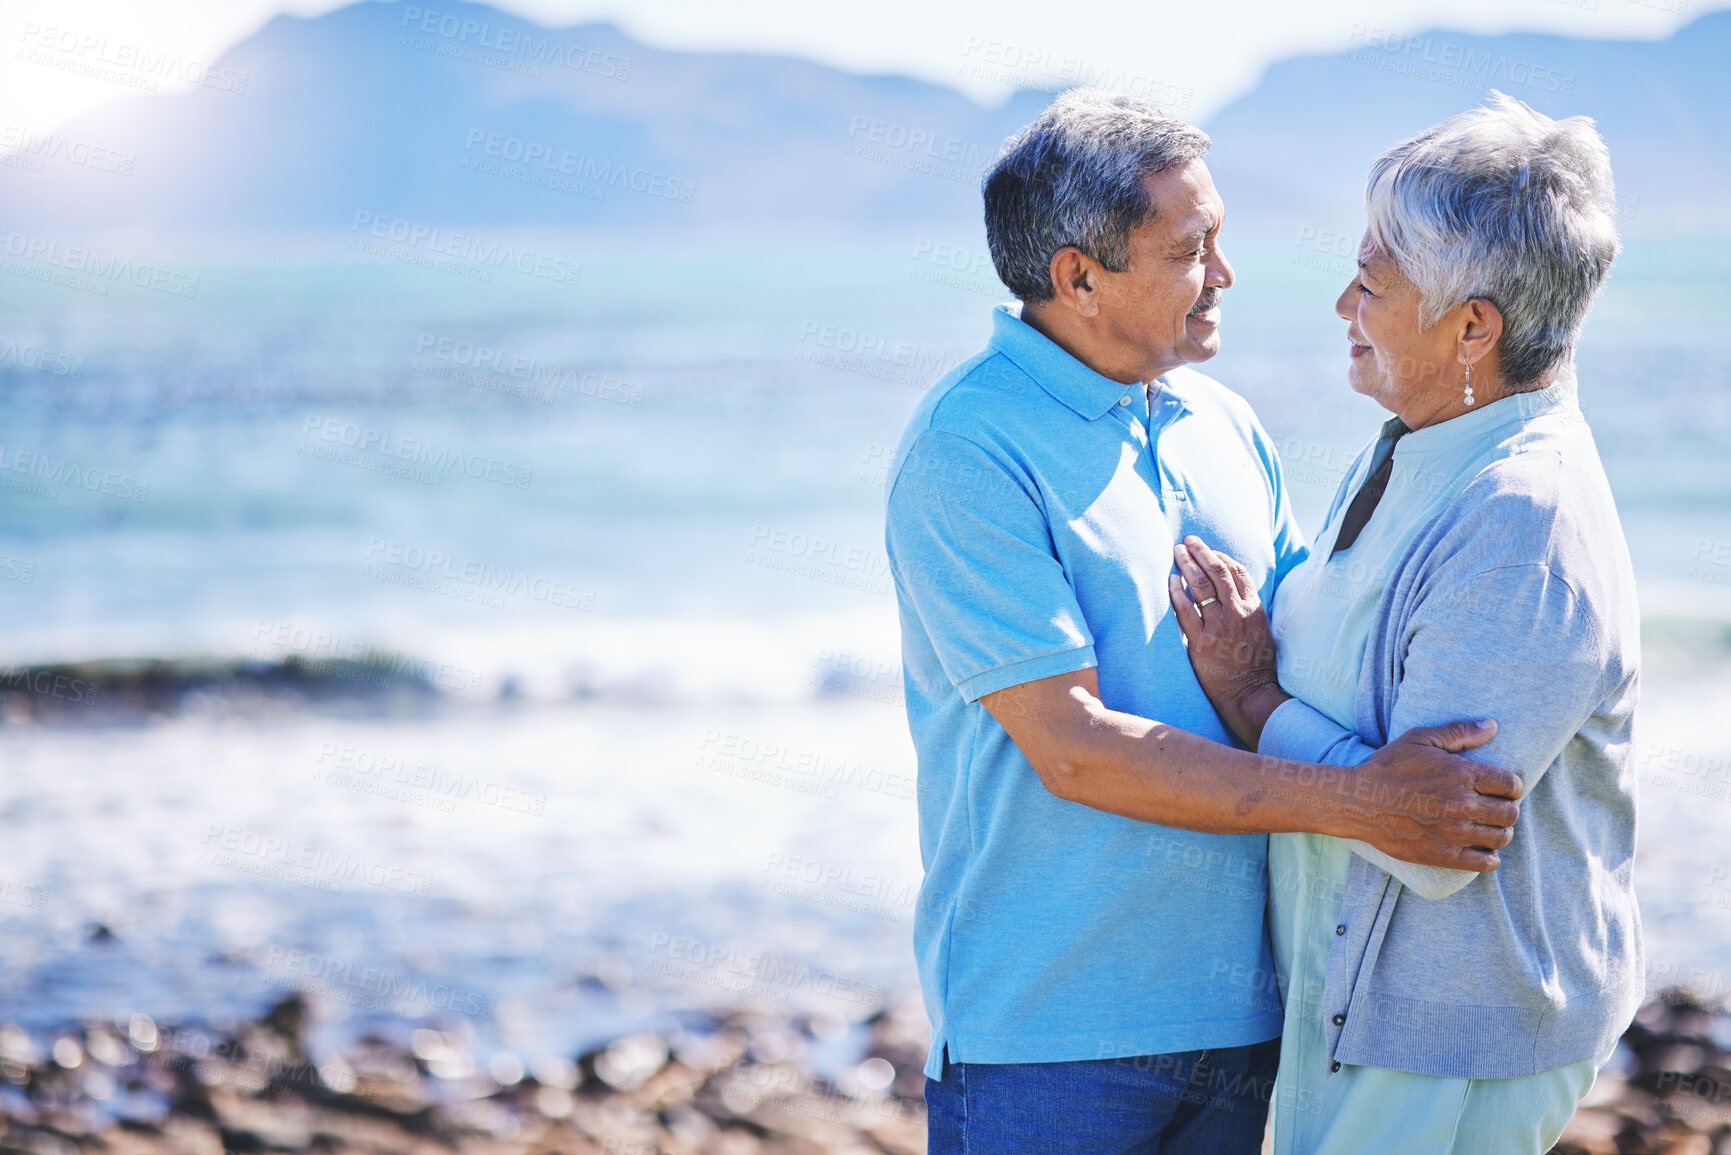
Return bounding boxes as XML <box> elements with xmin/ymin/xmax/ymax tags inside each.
<box><xmin>1047</xmin><ymin>247</ymin><xmax>1102</xmax><ymax>318</ymax></box>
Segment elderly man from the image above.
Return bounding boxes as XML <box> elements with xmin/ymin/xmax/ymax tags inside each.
<box><xmin>883</xmin><ymin>89</ymin><xmax>1525</xmax><ymax>1152</ymax></box>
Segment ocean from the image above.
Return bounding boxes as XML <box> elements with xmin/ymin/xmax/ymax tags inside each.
<box><xmin>1</xmin><ymin>230</ymin><xmax>1728</xmax><ymax>1078</ymax></box>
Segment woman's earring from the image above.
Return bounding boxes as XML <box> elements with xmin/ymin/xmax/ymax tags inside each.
<box><xmin>1463</xmin><ymin>362</ymin><xmax>1475</xmax><ymax>407</ymax></box>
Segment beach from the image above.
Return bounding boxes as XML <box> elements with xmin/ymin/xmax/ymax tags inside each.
<box><xmin>3</xmin><ymin>985</ymin><xmax>1731</xmax><ymax>1155</ymax></box>
<box><xmin>1</xmin><ymin>237</ymin><xmax>1729</xmax><ymax>1152</ymax></box>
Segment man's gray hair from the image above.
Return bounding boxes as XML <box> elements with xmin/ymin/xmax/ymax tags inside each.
<box><xmin>983</xmin><ymin>89</ymin><xmax>1210</xmax><ymax>304</ymax></box>
<box><xmin>1365</xmin><ymin>91</ymin><xmax>1619</xmax><ymax>389</ymax></box>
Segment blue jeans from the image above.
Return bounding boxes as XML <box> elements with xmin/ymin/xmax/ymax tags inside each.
<box><xmin>925</xmin><ymin>1039</ymin><xmax>1279</xmax><ymax>1154</ymax></box>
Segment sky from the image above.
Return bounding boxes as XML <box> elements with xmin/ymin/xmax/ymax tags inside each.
<box><xmin>1</xmin><ymin>0</ymin><xmax>1720</xmax><ymax>145</ymax></box>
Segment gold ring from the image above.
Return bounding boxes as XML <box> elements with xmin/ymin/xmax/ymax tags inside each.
<box><xmin>1197</xmin><ymin>596</ymin><xmax>1219</xmax><ymax>609</ymax></box>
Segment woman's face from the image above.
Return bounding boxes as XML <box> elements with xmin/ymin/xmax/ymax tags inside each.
<box><xmin>1334</xmin><ymin>233</ymin><xmax>1463</xmax><ymax>425</ymax></box>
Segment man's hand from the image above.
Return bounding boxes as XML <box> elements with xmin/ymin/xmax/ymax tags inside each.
<box><xmin>1334</xmin><ymin>721</ymin><xmax>1523</xmax><ymax>871</ymax></box>
<box><xmin>1164</xmin><ymin>534</ymin><xmax>1522</xmax><ymax>871</ymax></box>
<box><xmin>977</xmin><ymin>670</ymin><xmax>1521</xmax><ymax>872</ymax></box>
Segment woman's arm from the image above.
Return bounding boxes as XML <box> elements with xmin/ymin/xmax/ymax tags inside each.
<box><xmin>1165</xmin><ymin>536</ymin><xmax>1291</xmax><ymax>749</ymax></box>
<box><xmin>1316</xmin><ymin>559</ymin><xmax>1604</xmax><ymax>898</ymax></box>
<box><xmin>1171</xmin><ymin>535</ymin><xmax>1610</xmax><ymax>901</ymax></box>
<box><xmin>1166</xmin><ymin>536</ymin><xmax>1498</xmax><ymax>898</ymax></box>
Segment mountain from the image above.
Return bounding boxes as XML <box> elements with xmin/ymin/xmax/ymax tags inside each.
<box><xmin>1</xmin><ymin>1</ymin><xmax>1726</xmax><ymax>239</ymax></box>
<box><xmin>1203</xmin><ymin>13</ymin><xmax>1731</xmax><ymax>240</ymax></box>
<box><xmin>0</xmin><ymin>0</ymin><xmax>1049</xmax><ymax>236</ymax></box>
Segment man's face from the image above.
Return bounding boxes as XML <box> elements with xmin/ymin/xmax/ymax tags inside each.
<box><xmin>1092</xmin><ymin>160</ymin><xmax>1234</xmax><ymax>378</ymax></box>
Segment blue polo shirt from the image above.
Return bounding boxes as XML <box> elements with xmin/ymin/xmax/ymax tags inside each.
<box><xmin>886</xmin><ymin>304</ymin><xmax>1308</xmax><ymax>1078</ymax></box>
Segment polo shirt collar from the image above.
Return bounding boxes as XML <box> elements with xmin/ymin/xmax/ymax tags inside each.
<box><xmin>989</xmin><ymin>303</ymin><xmax>1147</xmax><ymax>421</ymax></box>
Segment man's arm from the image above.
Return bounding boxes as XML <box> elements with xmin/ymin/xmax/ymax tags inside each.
<box><xmin>1166</xmin><ymin>527</ymin><xmax>1598</xmax><ymax>900</ymax></box>
<box><xmin>1241</xmin><ymin>561</ymin><xmax>1609</xmax><ymax>900</ymax></box>
<box><xmin>883</xmin><ymin>430</ymin><xmax>1518</xmax><ymax>872</ymax></box>
<box><xmin>981</xmin><ymin>667</ymin><xmax>1521</xmax><ymax>872</ymax></box>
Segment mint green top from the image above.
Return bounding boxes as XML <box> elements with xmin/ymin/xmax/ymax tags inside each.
<box><xmin>1259</xmin><ymin>378</ymin><xmax>1631</xmax><ymax>1151</ymax></box>
<box><xmin>1257</xmin><ymin>375</ymin><xmax>1641</xmax><ymax>1087</ymax></box>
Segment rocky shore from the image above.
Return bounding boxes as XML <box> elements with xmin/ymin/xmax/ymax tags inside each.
<box><xmin>1553</xmin><ymin>991</ymin><xmax>1731</xmax><ymax>1155</ymax></box>
<box><xmin>3</xmin><ymin>990</ymin><xmax>1728</xmax><ymax>1154</ymax></box>
<box><xmin>0</xmin><ymin>995</ymin><xmax>928</xmax><ymax>1155</ymax></box>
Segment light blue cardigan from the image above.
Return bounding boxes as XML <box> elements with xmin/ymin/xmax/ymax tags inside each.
<box><xmin>1259</xmin><ymin>381</ymin><xmax>1644</xmax><ymax>1079</ymax></box>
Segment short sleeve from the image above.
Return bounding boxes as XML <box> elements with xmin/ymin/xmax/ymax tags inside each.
<box><xmin>885</xmin><ymin>430</ymin><xmax>1095</xmax><ymax>702</ymax></box>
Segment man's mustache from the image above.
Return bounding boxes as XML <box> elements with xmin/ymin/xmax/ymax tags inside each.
<box><xmin>1189</xmin><ymin>289</ymin><xmax>1223</xmax><ymax>316</ymax></box>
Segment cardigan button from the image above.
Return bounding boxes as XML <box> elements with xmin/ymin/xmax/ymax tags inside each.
<box><xmin>1332</xmin><ymin>1014</ymin><xmax>1346</xmax><ymax>1026</ymax></box>
<box><xmin>1335</xmin><ymin>924</ymin><xmax>1346</xmax><ymax>936</ymax></box>
<box><xmin>1330</xmin><ymin>1060</ymin><xmax>1342</xmax><ymax>1073</ymax></box>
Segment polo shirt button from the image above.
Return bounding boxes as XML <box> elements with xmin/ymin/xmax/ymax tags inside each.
<box><xmin>1336</xmin><ymin>924</ymin><xmax>1346</xmax><ymax>936</ymax></box>
<box><xmin>1332</xmin><ymin>1014</ymin><xmax>1345</xmax><ymax>1026</ymax></box>
<box><xmin>1330</xmin><ymin>1060</ymin><xmax>1342</xmax><ymax>1073</ymax></box>
<box><xmin>1118</xmin><ymin>395</ymin><xmax>1132</xmax><ymax>406</ymax></box>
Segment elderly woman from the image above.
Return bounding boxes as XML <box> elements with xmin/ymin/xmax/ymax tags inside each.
<box><xmin>1166</xmin><ymin>93</ymin><xmax>1642</xmax><ymax>1154</ymax></box>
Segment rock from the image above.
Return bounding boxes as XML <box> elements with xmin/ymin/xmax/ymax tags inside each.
<box><xmin>16</xmin><ymin>985</ymin><xmax>1729</xmax><ymax>1155</ymax></box>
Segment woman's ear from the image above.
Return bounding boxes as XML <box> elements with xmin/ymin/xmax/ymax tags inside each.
<box><xmin>1459</xmin><ymin>297</ymin><xmax>1504</xmax><ymax>371</ymax></box>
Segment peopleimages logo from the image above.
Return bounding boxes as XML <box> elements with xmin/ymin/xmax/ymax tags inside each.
<box><xmin>201</xmin><ymin>826</ymin><xmax>432</xmax><ymax>896</ymax></box>
<box><xmin>957</xmin><ymin>38</ymin><xmax>1194</xmax><ymax>109</ymax></box>
<box><xmin>348</xmin><ymin>213</ymin><xmax>582</xmax><ymax>287</ymax></box>
<box><xmin>300</xmin><ymin>415</ymin><xmax>534</xmax><ymax>489</ymax></box>
<box><xmin>646</xmin><ymin>933</ymin><xmax>883</xmax><ymax>1007</ymax></box>
<box><xmin>14</xmin><ymin>21</ymin><xmax>250</xmax><ymax>94</ymax></box>
<box><xmin>794</xmin><ymin>320</ymin><xmax>964</xmax><ymax>389</ymax></box>
<box><xmin>363</xmin><ymin>538</ymin><xmax>597</xmax><ymax>612</ymax></box>
<box><xmin>0</xmin><ymin>665</ymin><xmax>98</xmax><ymax>706</ymax></box>
<box><xmin>263</xmin><ymin>945</ymin><xmax>496</xmax><ymax>1019</ymax></box>
<box><xmin>1344</xmin><ymin>26</ymin><xmax>1576</xmax><ymax>95</ymax></box>
<box><xmin>0</xmin><ymin>229</ymin><xmax>199</xmax><ymax>298</ymax></box>
<box><xmin>399</xmin><ymin>6</ymin><xmax>631</xmax><ymax>79</ymax></box>
<box><xmin>250</xmin><ymin>619</ymin><xmax>486</xmax><ymax>695</ymax></box>
<box><xmin>463</xmin><ymin>131</ymin><xmax>695</xmax><ymax>204</ymax></box>
<box><xmin>412</xmin><ymin>333</ymin><xmax>645</xmax><ymax>407</ymax></box>
<box><xmin>758</xmin><ymin>852</ymin><xmax>918</xmax><ymax>922</ymax></box>
<box><xmin>0</xmin><ymin>443</ymin><xmax>149</xmax><ymax>502</ymax></box>
<box><xmin>0</xmin><ymin>337</ymin><xmax>83</xmax><ymax>377</ymax></box>
<box><xmin>313</xmin><ymin>742</ymin><xmax>547</xmax><ymax>816</ymax></box>
<box><xmin>0</xmin><ymin>125</ymin><xmax>134</xmax><ymax>176</ymax></box>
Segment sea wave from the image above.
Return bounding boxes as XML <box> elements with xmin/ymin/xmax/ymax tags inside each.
<box><xmin>0</xmin><ymin>609</ymin><xmax>910</xmax><ymax>720</ymax></box>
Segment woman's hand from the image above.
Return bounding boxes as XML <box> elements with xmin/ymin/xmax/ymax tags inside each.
<box><xmin>1166</xmin><ymin>536</ymin><xmax>1291</xmax><ymax>749</ymax></box>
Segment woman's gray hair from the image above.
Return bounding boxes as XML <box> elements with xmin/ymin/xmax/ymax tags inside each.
<box><xmin>983</xmin><ymin>89</ymin><xmax>1210</xmax><ymax>304</ymax></box>
<box><xmin>1365</xmin><ymin>91</ymin><xmax>1619</xmax><ymax>389</ymax></box>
